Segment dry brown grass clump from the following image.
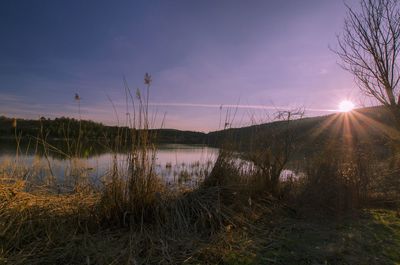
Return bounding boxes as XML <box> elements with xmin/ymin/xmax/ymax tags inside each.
<box><xmin>0</xmin><ymin>158</ymin><xmax>287</xmax><ymax>265</ymax></box>
<box><xmin>0</xmin><ymin>180</ymin><xmax>98</xmax><ymax>264</ymax></box>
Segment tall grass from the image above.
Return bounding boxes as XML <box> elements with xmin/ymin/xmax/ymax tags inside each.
<box><xmin>2</xmin><ymin>75</ymin><xmax>400</xmax><ymax>263</ymax></box>
<box><xmin>0</xmin><ymin>74</ymin><xmax>283</xmax><ymax>264</ymax></box>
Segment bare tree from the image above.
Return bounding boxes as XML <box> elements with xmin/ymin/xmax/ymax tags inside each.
<box><xmin>335</xmin><ymin>0</ymin><xmax>400</xmax><ymax>120</ymax></box>
<box><xmin>248</xmin><ymin>108</ymin><xmax>304</xmax><ymax>196</ymax></box>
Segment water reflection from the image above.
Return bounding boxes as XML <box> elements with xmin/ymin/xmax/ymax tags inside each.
<box><xmin>0</xmin><ymin>139</ymin><xmax>301</xmax><ymax>189</ymax></box>
<box><xmin>0</xmin><ymin>141</ymin><xmax>218</xmax><ymax>188</ymax></box>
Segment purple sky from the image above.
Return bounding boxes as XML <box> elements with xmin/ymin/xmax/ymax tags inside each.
<box><xmin>0</xmin><ymin>0</ymin><xmax>365</xmax><ymax>132</ymax></box>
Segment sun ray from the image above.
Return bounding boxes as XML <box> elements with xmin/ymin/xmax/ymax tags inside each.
<box><xmin>309</xmin><ymin>114</ymin><xmax>341</xmax><ymax>140</ymax></box>
<box><xmin>351</xmin><ymin>110</ymin><xmax>400</xmax><ymax>140</ymax></box>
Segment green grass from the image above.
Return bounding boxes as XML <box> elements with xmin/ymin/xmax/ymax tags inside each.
<box><xmin>196</xmin><ymin>208</ymin><xmax>400</xmax><ymax>265</ymax></box>
<box><xmin>257</xmin><ymin>209</ymin><xmax>400</xmax><ymax>265</ymax></box>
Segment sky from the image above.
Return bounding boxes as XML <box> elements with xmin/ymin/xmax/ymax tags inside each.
<box><xmin>0</xmin><ymin>0</ymin><xmax>364</xmax><ymax>132</ymax></box>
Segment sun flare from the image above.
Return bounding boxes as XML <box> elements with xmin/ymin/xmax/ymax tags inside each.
<box><xmin>338</xmin><ymin>100</ymin><xmax>355</xmax><ymax>112</ymax></box>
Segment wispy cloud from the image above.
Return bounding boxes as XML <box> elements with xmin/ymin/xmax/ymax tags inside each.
<box><xmin>148</xmin><ymin>102</ymin><xmax>337</xmax><ymax>113</ymax></box>
<box><xmin>0</xmin><ymin>91</ymin><xmax>338</xmax><ymax>132</ymax></box>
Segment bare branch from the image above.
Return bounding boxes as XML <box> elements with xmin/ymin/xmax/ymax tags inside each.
<box><xmin>334</xmin><ymin>0</ymin><xmax>400</xmax><ymax>107</ymax></box>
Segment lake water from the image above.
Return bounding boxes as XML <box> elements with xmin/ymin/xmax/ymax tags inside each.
<box><xmin>0</xmin><ymin>139</ymin><xmax>300</xmax><ymax>189</ymax></box>
<box><xmin>0</xmin><ymin>141</ymin><xmax>219</xmax><ymax>188</ymax></box>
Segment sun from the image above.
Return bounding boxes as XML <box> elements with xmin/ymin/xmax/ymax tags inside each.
<box><xmin>338</xmin><ymin>100</ymin><xmax>355</xmax><ymax>112</ymax></box>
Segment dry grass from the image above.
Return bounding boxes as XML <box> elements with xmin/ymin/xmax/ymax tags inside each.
<box><xmin>0</xmin><ymin>153</ymin><xmax>286</xmax><ymax>265</ymax></box>
<box><xmin>1</xmin><ymin>146</ymin><xmax>399</xmax><ymax>264</ymax></box>
<box><xmin>0</xmin><ymin>180</ymin><xmax>97</xmax><ymax>264</ymax></box>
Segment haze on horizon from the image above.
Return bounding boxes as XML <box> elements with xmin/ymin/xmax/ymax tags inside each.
<box><xmin>0</xmin><ymin>0</ymin><xmax>364</xmax><ymax>132</ymax></box>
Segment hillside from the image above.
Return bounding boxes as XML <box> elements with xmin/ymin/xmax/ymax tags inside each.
<box><xmin>0</xmin><ymin>116</ymin><xmax>206</xmax><ymax>145</ymax></box>
<box><xmin>0</xmin><ymin>106</ymin><xmax>396</xmax><ymax>156</ymax></box>
<box><xmin>207</xmin><ymin>106</ymin><xmax>395</xmax><ymax>158</ymax></box>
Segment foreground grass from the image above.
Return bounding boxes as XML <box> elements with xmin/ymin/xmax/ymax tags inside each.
<box><xmin>0</xmin><ymin>180</ymin><xmax>281</xmax><ymax>264</ymax></box>
<box><xmin>215</xmin><ymin>209</ymin><xmax>400</xmax><ymax>265</ymax></box>
<box><xmin>1</xmin><ymin>180</ymin><xmax>399</xmax><ymax>265</ymax></box>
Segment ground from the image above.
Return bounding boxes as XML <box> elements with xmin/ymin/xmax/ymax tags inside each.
<box><xmin>213</xmin><ymin>209</ymin><xmax>400</xmax><ymax>265</ymax></box>
<box><xmin>1</xmin><ymin>183</ymin><xmax>399</xmax><ymax>264</ymax></box>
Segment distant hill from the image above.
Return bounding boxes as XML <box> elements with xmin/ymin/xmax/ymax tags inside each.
<box><xmin>0</xmin><ymin>116</ymin><xmax>206</xmax><ymax>145</ymax></box>
<box><xmin>0</xmin><ymin>106</ymin><xmax>396</xmax><ymax>157</ymax></box>
<box><xmin>207</xmin><ymin>106</ymin><xmax>396</xmax><ymax>157</ymax></box>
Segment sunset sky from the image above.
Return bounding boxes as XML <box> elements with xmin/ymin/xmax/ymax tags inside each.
<box><xmin>0</xmin><ymin>0</ymin><xmax>363</xmax><ymax>131</ymax></box>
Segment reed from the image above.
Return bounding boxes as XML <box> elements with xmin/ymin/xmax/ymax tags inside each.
<box><xmin>1</xmin><ymin>75</ymin><xmax>400</xmax><ymax>264</ymax></box>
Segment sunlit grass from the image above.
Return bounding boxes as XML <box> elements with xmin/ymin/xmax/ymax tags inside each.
<box><xmin>259</xmin><ymin>209</ymin><xmax>400</xmax><ymax>265</ymax></box>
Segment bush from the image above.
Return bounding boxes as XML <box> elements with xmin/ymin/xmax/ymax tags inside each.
<box><xmin>298</xmin><ymin>156</ymin><xmax>364</xmax><ymax>214</ymax></box>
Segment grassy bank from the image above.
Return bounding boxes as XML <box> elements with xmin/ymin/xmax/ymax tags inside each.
<box><xmin>203</xmin><ymin>208</ymin><xmax>400</xmax><ymax>265</ymax></box>
<box><xmin>0</xmin><ymin>177</ymin><xmax>281</xmax><ymax>264</ymax></box>
<box><xmin>1</xmin><ymin>178</ymin><xmax>399</xmax><ymax>264</ymax></box>
<box><xmin>1</xmin><ymin>133</ymin><xmax>400</xmax><ymax>264</ymax></box>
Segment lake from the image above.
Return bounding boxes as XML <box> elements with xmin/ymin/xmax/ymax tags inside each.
<box><xmin>0</xmin><ymin>140</ymin><xmax>219</xmax><ymax>188</ymax></box>
<box><xmin>0</xmin><ymin>139</ymin><xmax>301</xmax><ymax>190</ymax></box>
